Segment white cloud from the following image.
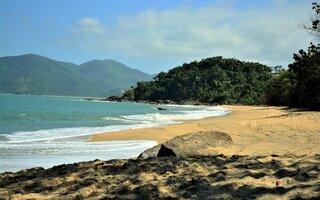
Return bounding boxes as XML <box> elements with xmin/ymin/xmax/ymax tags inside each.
<box><xmin>77</xmin><ymin>17</ymin><xmax>101</xmax><ymax>26</ymax></box>
<box><xmin>63</xmin><ymin>1</ymin><xmax>315</xmax><ymax>68</ymax></box>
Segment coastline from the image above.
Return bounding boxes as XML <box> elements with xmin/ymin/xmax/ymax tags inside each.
<box><xmin>90</xmin><ymin>105</ymin><xmax>320</xmax><ymax>155</ymax></box>
<box><xmin>2</xmin><ymin>104</ymin><xmax>320</xmax><ymax>199</ymax></box>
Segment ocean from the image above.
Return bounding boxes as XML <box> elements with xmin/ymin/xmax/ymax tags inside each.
<box><xmin>0</xmin><ymin>94</ymin><xmax>230</xmax><ymax>172</ymax></box>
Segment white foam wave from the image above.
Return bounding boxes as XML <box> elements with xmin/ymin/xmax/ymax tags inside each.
<box><xmin>0</xmin><ymin>140</ymin><xmax>157</xmax><ymax>156</ymax></box>
<box><xmin>0</xmin><ymin>140</ymin><xmax>157</xmax><ymax>172</ymax></box>
<box><xmin>3</xmin><ymin>106</ymin><xmax>229</xmax><ymax>144</ymax></box>
<box><xmin>122</xmin><ymin>106</ymin><xmax>230</xmax><ymax>123</ymax></box>
<box><xmin>4</xmin><ymin>124</ymin><xmax>158</xmax><ymax>143</ymax></box>
<box><xmin>78</xmin><ymin>99</ymin><xmax>111</xmax><ymax>103</ymax></box>
<box><xmin>0</xmin><ymin>105</ymin><xmax>231</xmax><ymax>172</ymax></box>
<box><xmin>102</xmin><ymin>116</ymin><xmax>136</xmax><ymax>123</ymax></box>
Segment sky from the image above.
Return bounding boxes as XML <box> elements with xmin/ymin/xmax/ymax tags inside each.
<box><xmin>0</xmin><ymin>0</ymin><xmax>317</xmax><ymax>74</ymax></box>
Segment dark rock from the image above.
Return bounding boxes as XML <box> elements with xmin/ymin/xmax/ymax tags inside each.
<box><xmin>157</xmin><ymin>107</ymin><xmax>167</xmax><ymax>111</ymax></box>
<box><xmin>106</xmin><ymin>96</ymin><xmax>123</xmax><ymax>102</ymax></box>
<box><xmin>157</xmin><ymin>144</ymin><xmax>177</xmax><ymax>157</ymax></box>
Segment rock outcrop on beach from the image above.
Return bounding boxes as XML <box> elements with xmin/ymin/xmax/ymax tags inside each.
<box><xmin>0</xmin><ymin>154</ymin><xmax>319</xmax><ymax>200</ymax></box>
<box><xmin>139</xmin><ymin>131</ymin><xmax>234</xmax><ymax>158</ymax></box>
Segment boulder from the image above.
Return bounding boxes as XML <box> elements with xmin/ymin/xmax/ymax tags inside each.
<box><xmin>138</xmin><ymin>145</ymin><xmax>161</xmax><ymax>158</ymax></box>
<box><xmin>139</xmin><ymin>131</ymin><xmax>233</xmax><ymax>158</ymax></box>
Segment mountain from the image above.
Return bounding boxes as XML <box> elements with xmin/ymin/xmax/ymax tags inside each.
<box><xmin>0</xmin><ymin>54</ymin><xmax>104</xmax><ymax>97</ymax></box>
<box><xmin>78</xmin><ymin>59</ymin><xmax>153</xmax><ymax>95</ymax></box>
<box><xmin>0</xmin><ymin>54</ymin><xmax>152</xmax><ymax>97</ymax></box>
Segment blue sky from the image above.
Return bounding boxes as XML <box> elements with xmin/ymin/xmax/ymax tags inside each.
<box><xmin>0</xmin><ymin>0</ymin><xmax>316</xmax><ymax>74</ymax></box>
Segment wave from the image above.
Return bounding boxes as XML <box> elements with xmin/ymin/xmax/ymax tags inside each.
<box><xmin>1</xmin><ymin>106</ymin><xmax>229</xmax><ymax>144</ymax></box>
<box><xmin>0</xmin><ymin>140</ymin><xmax>158</xmax><ymax>156</ymax></box>
<box><xmin>0</xmin><ymin>140</ymin><xmax>157</xmax><ymax>172</ymax></box>
<box><xmin>2</xmin><ymin>123</ymin><xmax>159</xmax><ymax>143</ymax></box>
<box><xmin>109</xmin><ymin>105</ymin><xmax>230</xmax><ymax>124</ymax></box>
<box><xmin>0</xmin><ymin>104</ymin><xmax>230</xmax><ymax>172</ymax></box>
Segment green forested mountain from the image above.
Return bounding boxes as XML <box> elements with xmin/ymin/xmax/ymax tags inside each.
<box><xmin>0</xmin><ymin>54</ymin><xmax>104</xmax><ymax>97</ymax></box>
<box><xmin>78</xmin><ymin>59</ymin><xmax>152</xmax><ymax>95</ymax></box>
<box><xmin>124</xmin><ymin>56</ymin><xmax>272</xmax><ymax>104</ymax></box>
<box><xmin>0</xmin><ymin>54</ymin><xmax>152</xmax><ymax>97</ymax></box>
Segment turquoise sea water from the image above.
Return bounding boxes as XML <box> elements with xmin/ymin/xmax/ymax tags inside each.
<box><xmin>0</xmin><ymin>94</ymin><xmax>230</xmax><ymax>172</ymax></box>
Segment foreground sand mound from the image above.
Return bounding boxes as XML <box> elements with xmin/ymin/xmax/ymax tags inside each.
<box><xmin>1</xmin><ymin>154</ymin><xmax>319</xmax><ymax>200</ymax></box>
<box><xmin>139</xmin><ymin>131</ymin><xmax>234</xmax><ymax>158</ymax></box>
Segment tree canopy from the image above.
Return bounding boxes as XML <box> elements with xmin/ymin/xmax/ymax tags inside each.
<box><xmin>127</xmin><ymin>56</ymin><xmax>272</xmax><ymax>105</ymax></box>
<box><xmin>122</xmin><ymin>3</ymin><xmax>320</xmax><ymax>110</ymax></box>
<box><xmin>304</xmin><ymin>2</ymin><xmax>320</xmax><ymax>39</ymax></box>
<box><xmin>266</xmin><ymin>2</ymin><xmax>320</xmax><ymax>110</ymax></box>
<box><xmin>288</xmin><ymin>44</ymin><xmax>320</xmax><ymax>109</ymax></box>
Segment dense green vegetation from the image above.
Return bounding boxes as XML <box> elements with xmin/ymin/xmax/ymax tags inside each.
<box><xmin>266</xmin><ymin>2</ymin><xmax>320</xmax><ymax>110</ymax></box>
<box><xmin>124</xmin><ymin>3</ymin><xmax>320</xmax><ymax>110</ymax></box>
<box><xmin>0</xmin><ymin>54</ymin><xmax>152</xmax><ymax>97</ymax></box>
<box><xmin>0</xmin><ymin>54</ymin><xmax>103</xmax><ymax>97</ymax></box>
<box><xmin>288</xmin><ymin>44</ymin><xmax>320</xmax><ymax>109</ymax></box>
<box><xmin>124</xmin><ymin>57</ymin><xmax>272</xmax><ymax>105</ymax></box>
<box><xmin>2</xmin><ymin>3</ymin><xmax>319</xmax><ymax>109</ymax></box>
<box><xmin>266</xmin><ymin>43</ymin><xmax>320</xmax><ymax>110</ymax></box>
<box><xmin>265</xmin><ymin>67</ymin><xmax>293</xmax><ymax>106</ymax></box>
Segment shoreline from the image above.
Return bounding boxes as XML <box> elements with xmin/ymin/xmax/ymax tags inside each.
<box><xmin>90</xmin><ymin>105</ymin><xmax>320</xmax><ymax>156</ymax></box>
<box><xmin>89</xmin><ymin>104</ymin><xmax>231</xmax><ymax>144</ymax></box>
<box><xmin>2</xmin><ymin>105</ymin><xmax>320</xmax><ymax>199</ymax></box>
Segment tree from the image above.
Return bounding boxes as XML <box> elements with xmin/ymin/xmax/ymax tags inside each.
<box><xmin>304</xmin><ymin>2</ymin><xmax>320</xmax><ymax>39</ymax></box>
<box><xmin>122</xmin><ymin>88</ymin><xmax>134</xmax><ymax>100</ymax></box>
<box><xmin>288</xmin><ymin>44</ymin><xmax>320</xmax><ymax>109</ymax></box>
<box><xmin>125</xmin><ymin>56</ymin><xmax>272</xmax><ymax>105</ymax></box>
<box><xmin>265</xmin><ymin>68</ymin><xmax>293</xmax><ymax>106</ymax></box>
<box><xmin>288</xmin><ymin>3</ymin><xmax>320</xmax><ymax>109</ymax></box>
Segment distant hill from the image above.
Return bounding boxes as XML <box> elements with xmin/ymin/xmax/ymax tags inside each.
<box><xmin>0</xmin><ymin>54</ymin><xmax>152</xmax><ymax>97</ymax></box>
<box><xmin>78</xmin><ymin>59</ymin><xmax>153</xmax><ymax>95</ymax></box>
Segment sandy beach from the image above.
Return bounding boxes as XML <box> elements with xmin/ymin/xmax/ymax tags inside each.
<box><xmin>1</xmin><ymin>154</ymin><xmax>319</xmax><ymax>199</ymax></box>
<box><xmin>2</xmin><ymin>105</ymin><xmax>320</xmax><ymax>200</ymax></box>
<box><xmin>91</xmin><ymin>105</ymin><xmax>320</xmax><ymax>156</ymax></box>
